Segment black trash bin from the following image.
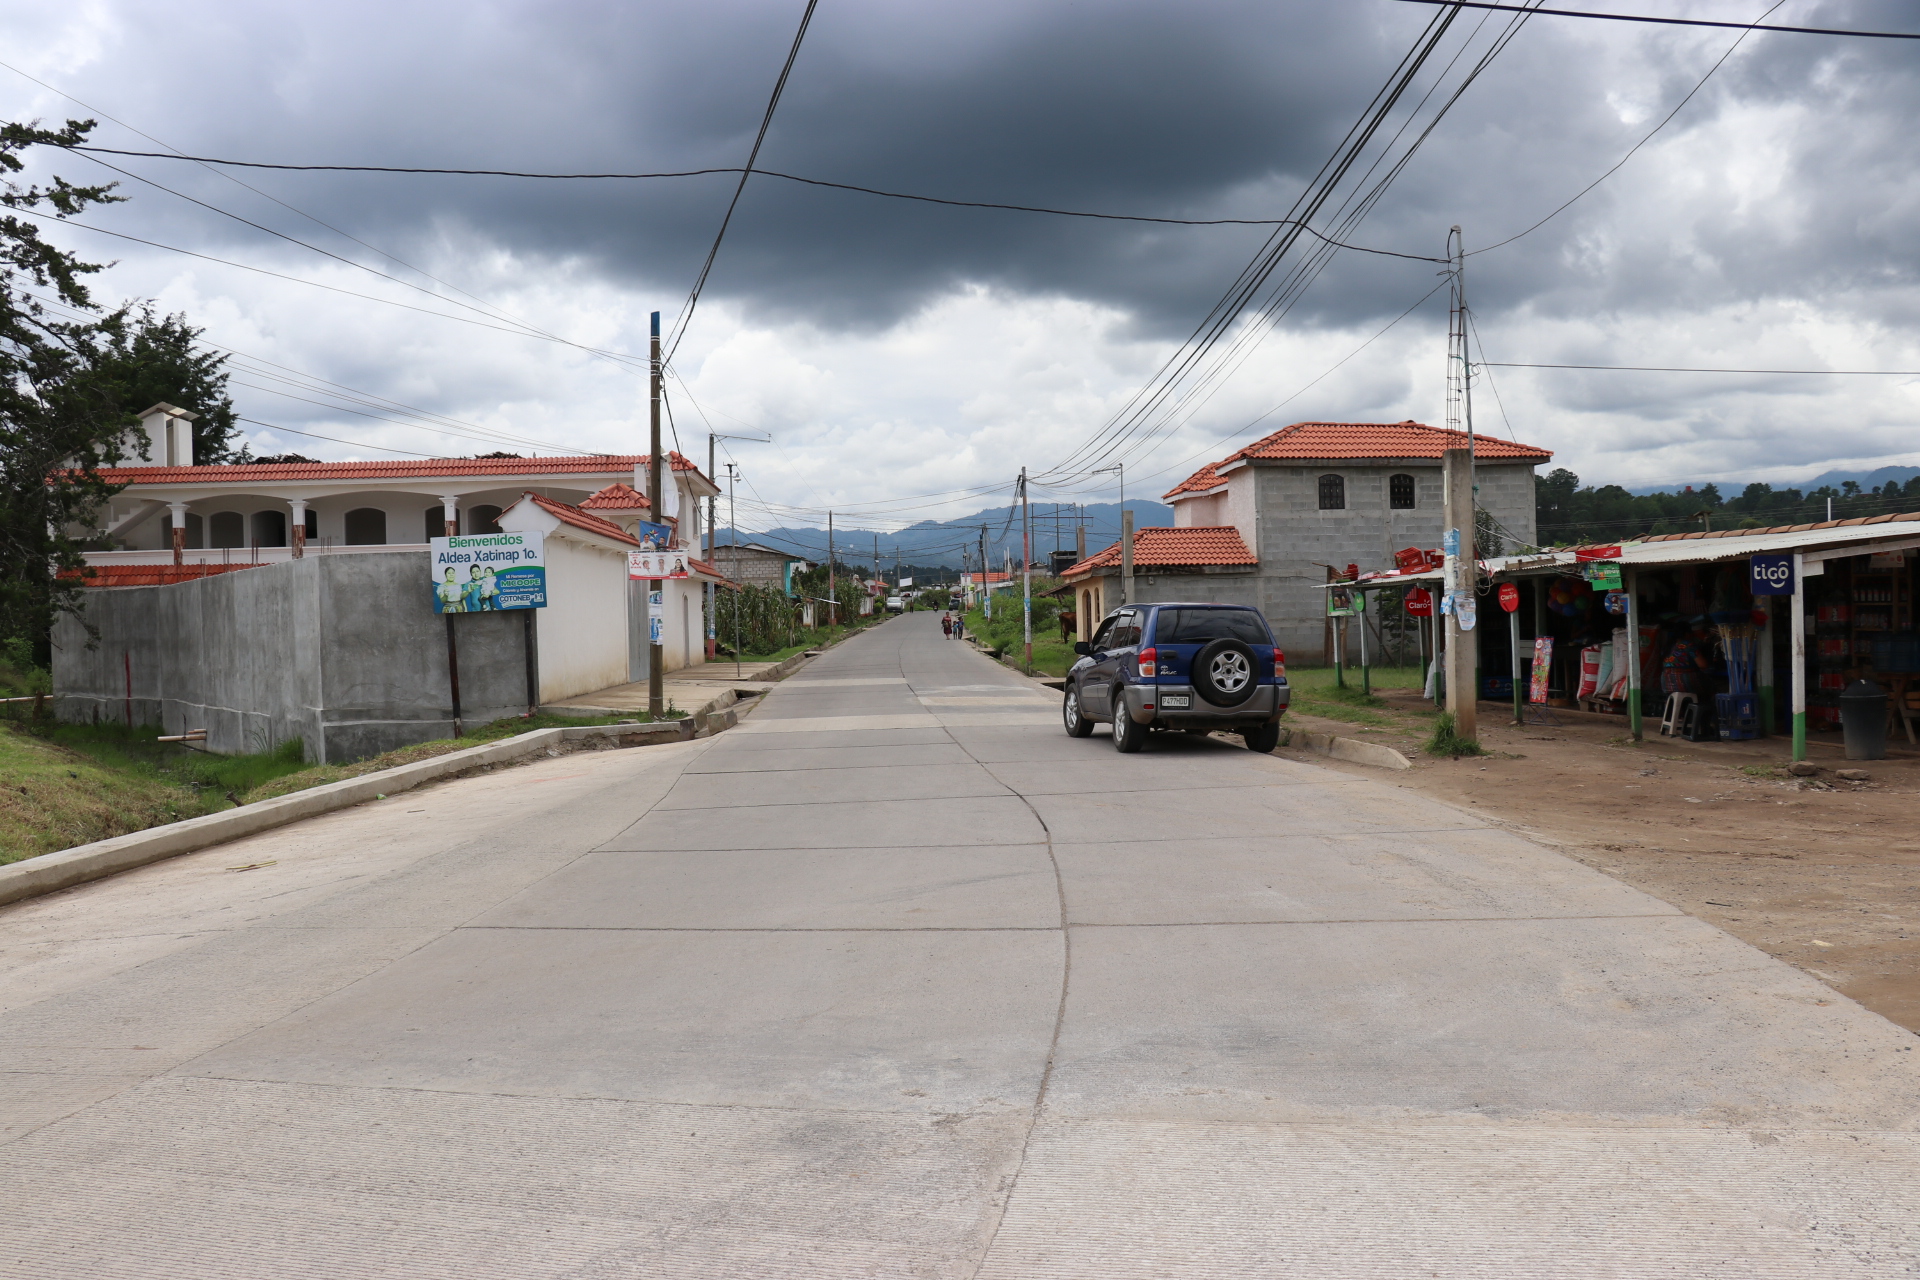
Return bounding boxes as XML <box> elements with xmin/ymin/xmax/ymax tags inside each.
<box><xmin>1839</xmin><ymin>679</ymin><xmax>1889</xmax><ymax>761</ymax></box>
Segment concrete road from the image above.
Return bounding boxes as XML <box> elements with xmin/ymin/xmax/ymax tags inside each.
<box><xmin>3</xmin><ymin>612</ymin><xmax>1918</xmax><ymax>1277</ymax></box>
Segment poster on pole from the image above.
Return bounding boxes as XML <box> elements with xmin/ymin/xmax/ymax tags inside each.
<box><xmin>1529</xmin><ymin>636</ymin><xmax>1554</xmax><ymax>704</ymax></box>
<box><xmin>431</xmin><ymin>531</ymin><xmax>546</xmax><ymax>612</ymax></box>
<box><xmin>648</xmin><ymin>587</ymin><xmax>664</xmax><ymax>645</ymax></box>
<box><xmin>1326</xmin><ymin>584</ymin><xmax>1360</xmax><ymax>617</ymax></box>
<box><xmin>634</xmin><ymin>520</ymin><xmax>672</xmax><ymax>550</ymax></box>
<box><xmin>629</xmin><ymin>550</ymin><xmax>690</xmax><ymax>579</ymax></box>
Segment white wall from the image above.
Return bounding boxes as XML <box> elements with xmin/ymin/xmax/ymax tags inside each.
<box><xmin>536</xmin><ymin>535</ymin><xmax>634</xmax><ymax>701</ymax></box>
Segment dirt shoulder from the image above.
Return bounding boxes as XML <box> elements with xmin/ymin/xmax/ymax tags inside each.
<box><xmin>1276</xmin><ymin>690</ymin><xmax>1920</xmax><ymax>1036</ymax></box>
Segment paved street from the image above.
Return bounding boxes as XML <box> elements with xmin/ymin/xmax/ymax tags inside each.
<box><xmin>3</xmin><ymin>611</ymin><xmax>1918</xmax><ymax>1277</ymax></box>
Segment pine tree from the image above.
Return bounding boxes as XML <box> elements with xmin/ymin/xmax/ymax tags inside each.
<box><xmin>0</xmin><ymin>119</ymin><xmax>131</xmax><ymax>662</ymax></box>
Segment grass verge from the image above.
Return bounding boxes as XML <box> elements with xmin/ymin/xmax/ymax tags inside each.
<box><xmin>0</xmin><ymin>710</ymin><xmax>665</xmax><ymax>864</ymax></box>
<box><xmin>963</xmin><ymin>607</ymin><xmax>1077</xmax><ymax>677</ymax></box>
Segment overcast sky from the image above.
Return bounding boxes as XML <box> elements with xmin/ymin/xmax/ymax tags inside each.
<box><xmin>6</xmin><ymin>0</ymin><xmax>1918</xmax><ymax>533</ymax></box>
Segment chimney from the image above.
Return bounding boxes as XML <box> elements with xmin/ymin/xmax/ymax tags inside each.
<box><xmin>137</xmin><ymin>403</ymin><xmax>199</xmax><ymax>466</ymax></box>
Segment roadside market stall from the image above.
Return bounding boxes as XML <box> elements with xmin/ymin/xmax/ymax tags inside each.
<box><xmin>1345</xmin><ymin>514</ymin><xmax>1920</xmax><ymax>761</ymax></box>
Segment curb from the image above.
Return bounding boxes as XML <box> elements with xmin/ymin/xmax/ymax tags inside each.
<box><xmin>1279</xmin><ymin>726</ymin><xmax>1413</xmax><ymax>771</ymax></box>
<box><xmin>0</xmin><ymin>698</ymin><xmax>735</xmax><ymax>910</ymax></box>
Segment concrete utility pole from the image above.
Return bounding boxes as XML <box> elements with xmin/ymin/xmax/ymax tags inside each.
<box><xmin>827</xmin><ymin>511</ymin><xmax>836</xmax><ymax>632</ymax></box>
<box><xmin>647</xmin><ymin>311</ymin><xmax>664</xmax><ymax>718</ymax></box>
<box><xmin>1020</xmin><ymin>468</ymin><xmax>1032</xmax><ymax>674</ymax></box>
<box><xmin>725</xmin><ymin>462</ymin><xmax>741</xmax><ymax>677</ymax></box>
<box><xmin>980</xmin><ymin>525</ymin><xmax>990</xmax><ymax>620</ymax></box>
<box><xmin>1076</xmin><ymin>511</ymin><xmax>1085</xmax><ymax>564</ymax></box>
<box><xmin>1441</xmin><ymin>225</ymin><xmax>1477</xmax><ymax>741</ymax></box>
<box><xmin>1120</xmin><ymin>508</ymin><xmax>1134</xmax><ymax>606</ymax></box>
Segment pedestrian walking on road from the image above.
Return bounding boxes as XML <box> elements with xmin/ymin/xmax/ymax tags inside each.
<box><xmin>952</xmin><ymin>616</ymin><xmax>964</xmax><ymax>642</ymax></box>
<box><xmin>941</xmin><ymin>612</ymin><xmax>953</xmax><ymax>638</ymax></box>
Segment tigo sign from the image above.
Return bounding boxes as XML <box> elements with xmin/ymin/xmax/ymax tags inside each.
<box><xmin>1750</xmin><ymin>554</ymin><xmax>1795</xmax><ymax>596</ymax></box>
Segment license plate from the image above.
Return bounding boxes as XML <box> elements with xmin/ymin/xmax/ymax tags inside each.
<box><xmin>1159</xmin><ymin>694</ymin><xmax>1191</xmax><ymax>708</ymax></box>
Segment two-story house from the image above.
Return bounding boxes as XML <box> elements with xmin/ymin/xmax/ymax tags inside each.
<box><xmin>1062</xmin><ymin>421</ymin><xmax>1550</xmax><ymax>657</ymax></box>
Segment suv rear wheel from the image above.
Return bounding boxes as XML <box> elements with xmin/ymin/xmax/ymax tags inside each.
<box><xmin>1111</xmin><ymin>697</ymin><xmax>1145</xmax><ymax>753</ymax></box>
<box><xmin>1062</xmin><ymin>683</ymin><xmax>1094</xmax><ymax>738</ymax></box>
<box><xmin>1243</xmin><ymin>722</ymin><xmax>1281</xmax><ymax>753</ymax></box>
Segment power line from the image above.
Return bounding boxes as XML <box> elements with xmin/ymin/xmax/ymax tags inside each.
<box><xmin>664</xmin><ymin>0</ymin><xmax>820</xmax><ymax>362</ymax></box>
<box><xmin>1470</xmin><ymin>1</ymin><xmax>1787</xmax><ymax>256</ymax></box>
<box><xmin>1389</xmin><ymin>1</ymin><xmax>1920</xmax><ymax>39</ymax></box>
<box><xmin>1486</xmin><ymin>362</ymin><xmax>1920</xmax><ymax>375</ymax></box>
<box><xmin>11</xmin><ymin>204</ymin><xmax>653</xmax><ymax>365</ymax></box>
<box><xmin>1038</xmin><ymin>2</ymin><xmax>1533</xmax><ymax>484</ymax></box>
<box><xmin>2</xmin><ymin>59</ymin><xmax>602</xmax><ymax>363</ymax></box>
<box><xmin>24</xmin><ymin>285</ymin><xmax>598</xmax><ymax>458</ymax></box>
<box><xmin>234</xmin><ymin>417</ymin><xmax>442</xmax><ymax>458</ymax></box>
<box><xmin>57</xmin><ymin>145</ymin><xmax>1444</xmax><ymax>260</ymax></box>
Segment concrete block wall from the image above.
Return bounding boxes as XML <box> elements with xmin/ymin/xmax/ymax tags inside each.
<box><xmin>54</xmin><ymin>553</ymin><xmax>533</xmax><ymax>763</ymax></box>
<box><xmin>1251</xmin><ymin>460</ymin><xmax>1538</xmax><ymax>659</ymax></box>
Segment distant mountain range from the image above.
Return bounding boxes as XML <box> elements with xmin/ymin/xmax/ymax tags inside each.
<box><xmin>1628</xmin><ymin>464</ymin><xmax>1920</xmax><ymax>497</ymax></box>
<box><xmin>715</xmin><ymin>499</ymin><xmax>1175</xmax><ymax>570</ymax></box>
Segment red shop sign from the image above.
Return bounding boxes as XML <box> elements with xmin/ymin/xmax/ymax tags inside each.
<box><xmin>1498</xmin><ymin>582</ymin><xmax>1520</xmax><ymax>613</ymax></box>
<box><xmin>1404</xmin><ymin>587</ymin><xmax>1433</xmax><ymax>617</ymax></box>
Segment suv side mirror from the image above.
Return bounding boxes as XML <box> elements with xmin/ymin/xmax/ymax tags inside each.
<box><xmin>1073</xmin><ymin>641</ymin><xmax>1093</xmax><ymax>657</ymax></box>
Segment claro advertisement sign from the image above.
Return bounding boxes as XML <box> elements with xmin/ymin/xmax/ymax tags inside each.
<box><xmin>431</xmin><ymin>531</ymin><xmax>547</xmax><ymax>612</ymax></box>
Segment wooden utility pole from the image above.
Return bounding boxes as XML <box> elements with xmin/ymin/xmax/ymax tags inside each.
<box><xmin>1120</xmin><ymin>508</ymin><xmax>1134</xmax><ymax>606</ymax></box>
<box><xmin>648</xmin><ymin>311</ymin><xmax>664</xmax><ymax>717</ymax></box>
<box><xmin>1020</xmin><ymin>468</ymin><xmax>1032</xmax><ymax>674</ymax></box>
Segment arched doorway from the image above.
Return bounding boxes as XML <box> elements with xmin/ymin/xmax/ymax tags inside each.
<box><xmin>425</xmin><ymin>506</ymin><xmax>459</xmax><ymax>540</ymax></box>
<box><xmin>208</xmin><ymin>511</ymin><xmax>245</xmax><ymax>549</ymax></box>
<box><xmin>343</xmin><ymin>508</ymin><xmax>387</xmax><ymax>545</ymax></box>
<box><xmin>252</xmin><ymin>510</ymin><xmax>288</xmax><ymax>547</ymax></box>
<box><xmin>468</xmin><ymin>504</ymin><xmax>503</xmax><ymax>534</ymax></box>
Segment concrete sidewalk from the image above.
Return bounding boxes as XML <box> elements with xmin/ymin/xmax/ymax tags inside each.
<box><xmin>1</xmin><ymin>611</ymin><xmax>1916</xmax><ymax>1276</ymax></box>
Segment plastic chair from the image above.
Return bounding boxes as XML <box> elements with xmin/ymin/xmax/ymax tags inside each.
<box><xmin>1659</xmin><ymin>692</ymin><xmax>1696</xmax><ymax>737</ymax></box>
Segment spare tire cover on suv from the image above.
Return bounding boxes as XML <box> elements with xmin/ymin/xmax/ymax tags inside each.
<box><xmin>1193</xmin><ymin>637</ymin><xmax>1258</xmax><ymax>707</ymax></box>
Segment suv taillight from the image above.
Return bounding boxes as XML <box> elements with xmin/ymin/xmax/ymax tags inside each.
<box><xmin>1137</xmin><ymin>646</ymin><xmax>1157</xmax><ymax>678</ymax></box>
<box><xmin>1273</xmin><ymin>649</ymin><xmax>1286</xmax><ymax>679</ymax></box>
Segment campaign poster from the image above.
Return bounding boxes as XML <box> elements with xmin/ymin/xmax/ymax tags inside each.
<box><xmin>431</xmin><ymin>531</ymin><xmax>546</xmax><ymax>612</ymax></box>
<box><xmin>634</xmin><ymin>520</ymin><xmax>673</xmax><ymax>550</ymax></box>
<box><xmin>628</xmin><ymin>550</ymin><xmax>690</xmax><ymax>579</ymax></box>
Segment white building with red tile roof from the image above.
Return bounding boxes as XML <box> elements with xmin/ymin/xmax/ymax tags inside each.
<box><xmin>78</xmin><ymin>403</ymin><xmax>731</xmax><ymax>570</ymax></box>
<box><xmin>1062</xmin><ymin>420</ymin><xmax>1551</xmax><ymax>658</ymax></box>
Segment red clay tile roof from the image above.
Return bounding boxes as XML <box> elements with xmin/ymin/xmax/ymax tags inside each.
<box><xmin>93</xmin><ymin>455</ymin><xmax>645</xmax><ymax>484</ymax></box>
<box><xmin>1162</xmin><ymin>461</ymin><xmax>1225</xmax><ymax>499</ymax></box>
<box><xmin>63</xmin><ymin>563</ymin><xmax>263</xmax><ymax>587</ymax></box>
<box><xmin>669</xmin><ymin>451</ymin><xmax>717</xmax><ymax>488</ymax></box>
<box><xmin>579</xmin><ymin>482</ymin><xmax>652</xmax><ymax>511</ymax></box>
<box><xmin>1062</xmin><ymin>526</ymin><xmax>1256</xmax><ymax>577</ymax></box>
<box><xmin>1162</xmin><ymin>421</ymin><xmax>1551</xmax><ymax>500</ymax></box>
<box><xmin>519</xmin><ymin>492</ymin><xmax>640</xmax><ymax>547</ymax></box>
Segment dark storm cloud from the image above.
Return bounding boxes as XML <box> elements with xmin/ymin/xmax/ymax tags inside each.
<box><xmin>25</xmin><ymin>1</ymin><xmax>1920</xmax><ymax>348</ymax></box>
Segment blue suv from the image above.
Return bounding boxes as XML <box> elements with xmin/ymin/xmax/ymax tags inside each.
<box><xmin>1063</xmin><ymin>602</ymin><xmax>1290</xmax><ymax>753</ymax></box>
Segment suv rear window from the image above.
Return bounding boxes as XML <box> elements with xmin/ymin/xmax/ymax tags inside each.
<box><xmin>1154</xmin><ymin>607</ymin><xmax>1272</xmax><ymax>645</ymax></box>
